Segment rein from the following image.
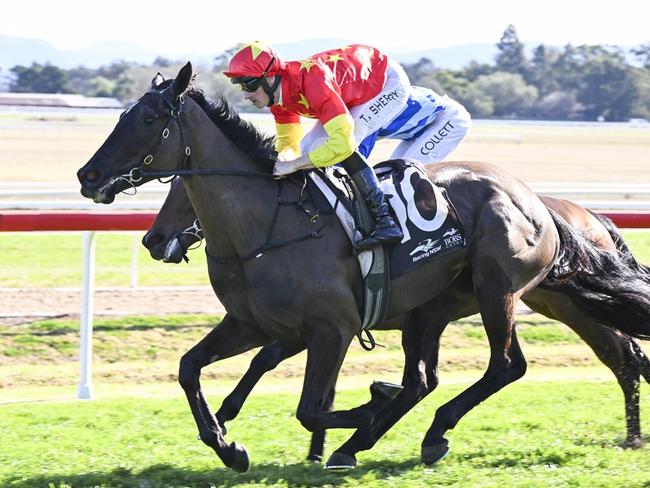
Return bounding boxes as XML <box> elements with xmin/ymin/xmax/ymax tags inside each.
<box><xmin>121</xmin><ymin>88</ymin><xmax>335</xmax><ymax>264</ymax></box>
<box><xmin>205</xmin><ymin>176</ymin><xmax>336</xmax><ymax>264</ymax></box>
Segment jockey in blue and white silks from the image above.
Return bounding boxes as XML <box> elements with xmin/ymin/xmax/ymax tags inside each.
<box><xmin>358</xmin><ymin>85</ymin><xmax>471</xmax><ymax>164</ymax></box>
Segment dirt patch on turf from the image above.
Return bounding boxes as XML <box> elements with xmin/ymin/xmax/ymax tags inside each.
<box><xmin>0</xmin><ymin>286</ymin><xmax>225</xmax><ymax>325</ymax></box>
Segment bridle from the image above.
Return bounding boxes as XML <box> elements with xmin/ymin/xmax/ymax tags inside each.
<box><xmin>169</xmin><ymin>218</ymin><xmax>204</xmax><ymax>263</ymax></box>
<box><xmin>112</xmin><ymin>87</ymin><xmax>336</xmax><ymax>264</ymax></box>
<box><xmin>114</xmin><ymin>88</ymin><xmax>276</xmax><ymax>191</ymax></box>
<box><xmin>180</xmin><ymin>218</ymin><xmax>204</xmax><ymax>245</ymax></box>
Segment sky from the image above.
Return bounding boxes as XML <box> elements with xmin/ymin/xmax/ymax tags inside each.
<box><xmin>2</xmin><ymin>0</ymin><xmax>649</xmax><ymax>55</ymax></box>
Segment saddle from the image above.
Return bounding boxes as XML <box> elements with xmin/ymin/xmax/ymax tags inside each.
<box><xmin>308</xmin><ymin>159</ymin><xmax>466</xmax><ymax>342</ymax></box>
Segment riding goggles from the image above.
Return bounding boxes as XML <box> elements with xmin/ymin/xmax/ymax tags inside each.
<box><xmin>234</xmin><ymin>76</ymin><xmax>263</xmax><ymax>93</ymax></box>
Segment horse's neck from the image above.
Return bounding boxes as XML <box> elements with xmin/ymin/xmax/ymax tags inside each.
<box><xmin>181</xmin><ymin>114</ymin><xmax>277</xmax><ymax>259</ymax></box>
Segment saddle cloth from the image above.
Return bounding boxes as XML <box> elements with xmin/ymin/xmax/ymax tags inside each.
<box><xmin>308</xmin><ymin>159</ymin><xmax>466</xmax><ymax>279</ymax></box>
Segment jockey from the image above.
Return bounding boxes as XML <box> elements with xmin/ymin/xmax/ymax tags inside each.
<box><xmin>224</xmin><ymin>41</ymin><xmax>469</xmax><ymax>250</ymax></box>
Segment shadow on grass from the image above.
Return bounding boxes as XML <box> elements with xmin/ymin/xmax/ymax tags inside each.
<box><xmin>5</xmin><ymin>457</ymin><xmax>422</xmax><ymax>488</ymax></box>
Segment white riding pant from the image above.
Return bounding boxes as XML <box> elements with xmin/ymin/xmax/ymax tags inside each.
<box><xmin>390</xmin><ymin>96</ymin><xmax>472</xmax><ymax>163</ymax></box>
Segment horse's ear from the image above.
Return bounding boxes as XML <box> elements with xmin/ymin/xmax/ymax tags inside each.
<box><xmin>171</xmin><ymin>62</ymin><xmax>193</xmax><ymax>98</ymax></box>
<box><xmin>151</xmin><ymin>72</ymin><xmax>165</xmax><ymax>89</ymax></box>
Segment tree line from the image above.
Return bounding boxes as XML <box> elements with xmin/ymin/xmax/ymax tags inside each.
<box><xmin>2</xmin><ymin>26</ymin><xmax>649</xmax><ymax>121</ymax></box>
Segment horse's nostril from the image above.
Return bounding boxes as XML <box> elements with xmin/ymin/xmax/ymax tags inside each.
<box><xmin>85</xmin><ymin>170</ymin><xmax>101</xmax><ymax>183</ymax></box>
<box><xmin>144</xmin><ymin>233</ymin><xmax>165</xmax><ymax>247</ymax></box>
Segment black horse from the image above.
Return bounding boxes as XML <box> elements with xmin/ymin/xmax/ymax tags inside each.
<box><xmin>143</xmin><ymin>177</ymin><xmax>650</xmax><ymax>464</ymax></box>
<box><xmin>78</xmin><ymin>63</ymin><xmax>650</xmax><ymax>472</ymax></box>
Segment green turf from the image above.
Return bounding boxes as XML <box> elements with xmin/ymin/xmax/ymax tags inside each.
<box><xmin>1</xmin><ymin>382</ymin><xmax>649</xmax><ymax>487</ymax></box>
<box><xmin>1</xmin><ymin>230</ymin><xmax>648</xmax><ymax>288</ymax></box>
<box><xmin>0</xmin><ymin>232</ymin><xmax>210</xmax><ymax>287</ymax></box>
<box><xmin>2</xmin><ymin>314</ymin><xmax>650</xmax><ymax>486</ymax></box>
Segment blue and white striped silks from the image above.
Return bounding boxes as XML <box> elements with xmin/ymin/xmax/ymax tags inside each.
<box><xmin>358</xmin><ymin>86</ymin><xmax>446</xmax><ymax>158</ymax></box>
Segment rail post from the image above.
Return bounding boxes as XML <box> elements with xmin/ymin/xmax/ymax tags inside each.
<box><xmin>78</xmin><ymin>230</ymin><xmax>96</xmax><ymax>400</ymax></box>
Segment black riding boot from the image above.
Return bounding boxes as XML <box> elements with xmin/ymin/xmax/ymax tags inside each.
<box><xmin>342</xmin><ymin>152</ymin><xmax>403</xmax><ymax>251</ymax></box>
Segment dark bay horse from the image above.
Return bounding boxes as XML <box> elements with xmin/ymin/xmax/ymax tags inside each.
<box><xmin>78</xmin><ymin>63</ymin><xmax>650</xmax><ymax>472</ymax></box>
<box><xmin>144</xmin><ymin>176</ymin><xmax>650</xmax><ymax>464</ymax></box>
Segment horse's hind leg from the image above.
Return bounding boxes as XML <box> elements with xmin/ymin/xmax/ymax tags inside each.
<box><xmin>422</xmin><ymin>269</ymin><xmax>527</xmax><ymax>465</ymax></box>
<box><xmin>216</xmin><ymin>341</ymin><xmax>304</xmax><ymax>430</ymax></box>
<box><xmin>326</xmin><ymin>283</ymin><xmax>477</xmax><ymax>470</ymax></box>
<box><xmin>563</xmin><ymin>328</ymin><xmax>645</xmax><ymax>448</ymax></box>
<box><xmin>525</xmin><ymin>292</ymin><xmax>647</xmax><ymax>448</ymax></box>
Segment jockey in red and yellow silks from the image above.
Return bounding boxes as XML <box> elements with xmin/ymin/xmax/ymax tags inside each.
<box><xmin>226</xmin><ymin>42</ymin><xmax>392</xmax><ymax>167</ymax></box>
<box><xmin>224</xmin><ymin>41</ymin><xmax>408</xmax><ymax>250</ymax></box>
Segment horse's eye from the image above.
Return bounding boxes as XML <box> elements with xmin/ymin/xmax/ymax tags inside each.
<box><xmin>144</xmin><ymin>114</ymin><xmax>158</xmax><ymax>124</ymax></box>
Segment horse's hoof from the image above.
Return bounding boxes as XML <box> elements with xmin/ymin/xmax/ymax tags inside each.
<box><xmin>370</xmin><ymin>380</ymin><xmax>403</xmax><ymax>401</ymax></box>
<box><xmin>421</xmin><ymin>441</ymin><xmax>450</xmax><ymax>465</ymax></box>
<box><xmin>228</xmin><ymin>442</ymin><xmax>250</xmax><ymax>473</ymax></box>
<box><xmin>325</xmin><ymin>451</ymin><xmax>357</xmax><ymax>471</ymax></box>
<box><xmin>623</xmin><ymin>437</ymin><xmax>645</xmax><ymax>449</ymax></box>
<box><xmin>306</xmin><ymin>453</ymin><xmax>322</xmax><ymax>463</ymax></box>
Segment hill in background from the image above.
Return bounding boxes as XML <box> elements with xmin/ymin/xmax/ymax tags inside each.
<box><xmin>1</xmin><ymin>33</ymin><xmax>501</xmax><ymax>70</ymax></box>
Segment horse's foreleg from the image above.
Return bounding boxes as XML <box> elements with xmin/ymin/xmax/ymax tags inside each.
<box><xmin>213</xmin><ymin>339</ymin><xmax>332</xmax><ymax>462</ymax></box>
<box><xmin>294</xmin><ymin>326</ymin><xmax>362</xmax><ymax>432</ymax></box>
<box><xmin>178</xmin><ymin>313</ymin><xmax>271</xmax><ymax>472</ymax></box>
<box><xmin>215</xmin><ymin>341</ymin><xmax>304</xmax><ymax>429</ymax></box>
<box><xmin>422</xmin><ymin>283</ymin><xmax>526</xmax><ymax>465</ymax></box>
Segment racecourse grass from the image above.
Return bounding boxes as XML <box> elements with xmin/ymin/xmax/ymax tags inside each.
<box><xmin>1</xmin><ymin>230</ymin><xmax>649</xmax><ymax>288</ymax></box>
<box><xmin>1</xmin><ymin>382</ymin><xmax>649</xmax><ymax>487</ymax></box>
<box><xmin>0</xmin><ymin>314</ymin><xmax>616</xmax><ymax>392</ymax></box>
<box><xmin>0</xmin><ymin>232</ymin><xmax>211</xmax><ymax>287</ymax></box>
<box><xmin>2</xmin><ymin>315</ymin><xmax>650</xmax><ymax>487</ymax></box>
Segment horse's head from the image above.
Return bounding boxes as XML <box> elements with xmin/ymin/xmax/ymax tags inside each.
<box><xmin>77</xmin><ymin>62</ymin><xmax>194</xmax><ymax>203</ymax></box>
<box><xmin>142</xmin><ymin>177</ymin><xmax>202</xmax><ymax>263</ymax></box>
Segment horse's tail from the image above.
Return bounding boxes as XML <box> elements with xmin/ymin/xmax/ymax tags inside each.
<box><xmin>540</xmin><ymin>209</ymin><xmax>650</xmax><ymax>340</ymax></box>
<box><xmin>589</xmin><ymin>210</ymin><xmax>650</xmax><ymax>276</ymax></box>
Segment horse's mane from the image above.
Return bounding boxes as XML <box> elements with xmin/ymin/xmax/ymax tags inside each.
<box><xmin>183</xmin><ymin>87</ymin><xmax>277</xmax><ymax>171</ymax></box>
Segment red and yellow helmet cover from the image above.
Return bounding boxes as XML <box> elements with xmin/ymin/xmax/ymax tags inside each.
<box><xmin>224</xmin><ymin>41</ymin><xmax>285</xmax><ymax>78</ymax></box>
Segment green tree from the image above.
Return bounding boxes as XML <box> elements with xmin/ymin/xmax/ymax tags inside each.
<box><xmin>402</xmin><ymin>58</ymin><xmax>436</xmax><ymax>85</ymax></box>
<box><xmin>534</xmin><ymin>91</ymin><xmax>583</xmax><ymax>119</ymax></box>
<box><xmin>458</xmin><ymin>83</ymin><xmax>495</xmax><ymax>117</ymax></box>
<box><xmin>577</xmin><ymin>48</ymin><xmax>638</xmax><ymax>120</ymax></box>
<box><xmin>461</xmin><ymin>61</ymin><xmax>493</xmax><ymax>82</ymax></box>
<box><xmin>153</xmin><ymin>56</ymin><xmax>172</xmax><ymax>68</ymax></box>
<box><xmin>9</xmin><ymin>63</ymin><xmax>71</xmax><ymax>93</ymax></box>
<box><xmin>474</xmin><ymin>72</ymin><xmax>538</xmax><ymax>117</ymax></box>
<box><xmin>627</xmin><ymin>69</ymin><xmax>650</xmax><ymax>119</ymax></box>
<box><xmin>529</xmin><ymin>44</ymin><xmax>561</xmax><ymax>97</ymax></box>
<box><xmin>495</xmin><ymin>24</ymin><xmax>528</xmax><ymax>78</ymax></box>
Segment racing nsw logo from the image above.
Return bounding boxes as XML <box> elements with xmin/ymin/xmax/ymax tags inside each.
<box><xmin>409</xmin><ymin>238</ymin><xmax>442</xmax><ymax>262</ymax></box>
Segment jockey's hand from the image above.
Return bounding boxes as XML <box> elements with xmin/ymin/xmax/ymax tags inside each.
<box><xmin>273</xmin><ymin>154</ymin><xmax>313</xmax><ymax>177</ymax></box>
